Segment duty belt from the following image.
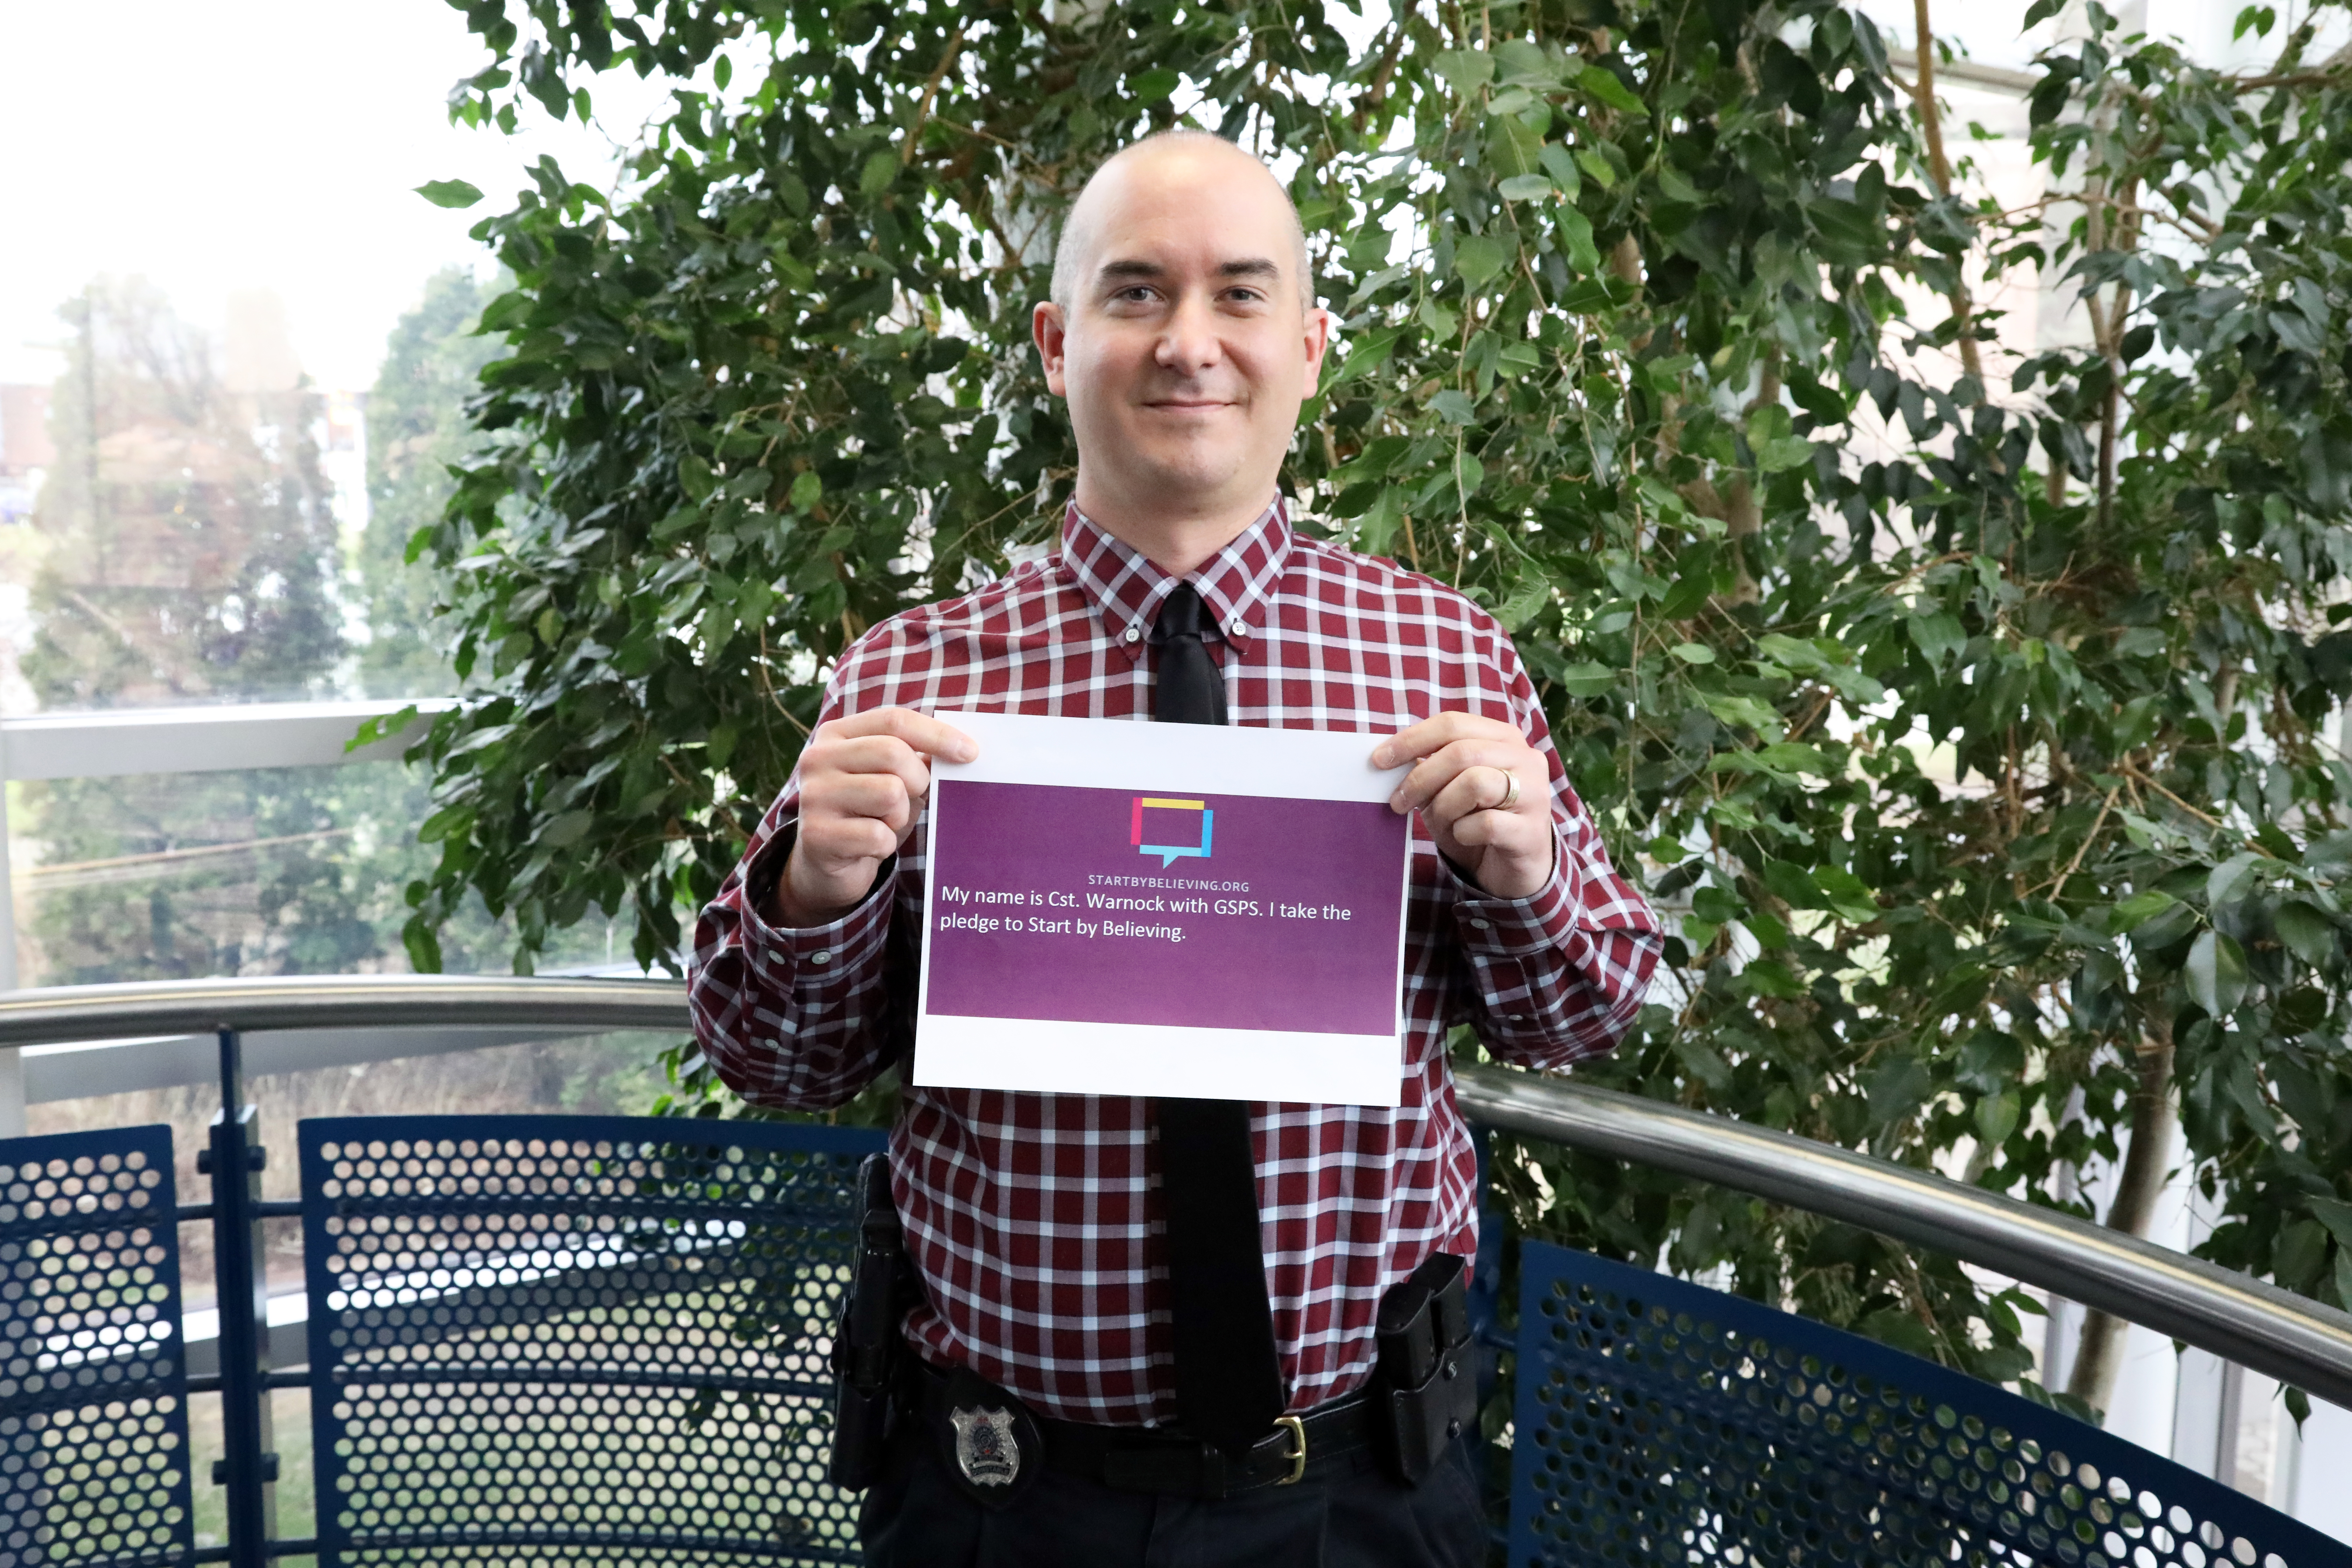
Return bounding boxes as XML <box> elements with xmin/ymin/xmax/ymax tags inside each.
<box><xmin>909</xmin><ymin>1356</ymin><xmax>1381</xmax><ymax>1499</ymax></box>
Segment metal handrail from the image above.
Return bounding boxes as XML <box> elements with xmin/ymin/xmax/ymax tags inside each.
<box><xmin>1456</xmin><ymin>1067</ymin><xmax>2352</xmax><ymax>1413</ymax></box>
<box><xmin>0</xmin><ymin>973</ymin><xmax>689</xmax><ymax>1044</ymax></box>
<box><xmin>3</xmin><ymin>974</ymin><xmax>2347</xmax><ymax>1411</ymax></box>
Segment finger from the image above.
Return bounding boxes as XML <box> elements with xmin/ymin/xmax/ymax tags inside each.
<box><xmin>1371</xmin><ymin>713</ymin><xmax>1518</xmax><ymax>770</ymax></box>
<box><xmin>1391</xmin><ymin>739</ymin><xmax>1532</xmax><ymax>813</ymax></box>
<box><xmin>812</xmin><ymin>771</ymin><xmax>920</xmax><ymax>831</ymax></box>
<box><xmin>814</xmin><ymin>735</ymin><xmax>937</xmax><ymax>805</ymax></box>
<box><xmin>1440</xmin><ymin>795</ymin><xmax>1543</xmax><ymax>849</ymax></box>
<box><xmin>1422</xmin><ymin>765</ymin><xmax>1531</xmax><ymax>835</ymax></box>
<box><xmin>826</xmin><ymin>706</ymin><xmax>979</xmax><ymax>762</ymax></box>
<box><xmin>797</xmin><ymin>813</ymin><xmax>903</xmax><ymax>871</ymax></box>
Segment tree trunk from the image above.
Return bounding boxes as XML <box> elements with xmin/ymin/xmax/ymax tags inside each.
<box><xmin>2065</xmin><ymin>1021</ymin><xmax>2176</xmax><ymax>1417</ymax></box>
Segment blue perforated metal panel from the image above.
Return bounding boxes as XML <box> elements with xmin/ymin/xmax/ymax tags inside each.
<box><xmin>0</xmin><ymin>1125</ymin><xmax>191</xmax><ymax>1568</ymax></box>
<box><xmin>1509</xmin><ymin>1240</ymin><xmax>2351</xmax><ymax>1568</ymax></box>
<box><xmin>299</xmin><ymin>1116</ymin><xmax>883</xmax><ymax>1567</ymax></box>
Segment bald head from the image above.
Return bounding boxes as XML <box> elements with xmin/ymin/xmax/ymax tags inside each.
<box><xmin>1050</xmin><ymin>131</ymin><xmax>1313</xmax><ymax>314</ymax></box>
<box><xmin>1031</xmin><ymin>127</ymin><xmax>1330</xmax><ymax>572</ymax></box>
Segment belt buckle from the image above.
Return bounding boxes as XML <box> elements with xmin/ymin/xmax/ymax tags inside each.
<box><xmin>1273</xmin><ymin>1415</ymin><xmax>1307</xmax><ymax>1485</ymax></box>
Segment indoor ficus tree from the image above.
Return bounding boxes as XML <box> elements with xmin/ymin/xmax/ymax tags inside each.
<box><xmin>408</xmin><ymin>0</ymin><xmax>2352</xmax><ymax>1419</ymax></box>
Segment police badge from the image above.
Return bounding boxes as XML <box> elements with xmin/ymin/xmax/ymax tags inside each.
<box><xmin>951</xmin><ymin>1405</ymin><xmax>1020</xmax><ymax>1485</ymax></box>
<box><xmin>931</xmin><ymin>1366</ymin><xmax>1043</xmax><ymax>1508</ymax></box>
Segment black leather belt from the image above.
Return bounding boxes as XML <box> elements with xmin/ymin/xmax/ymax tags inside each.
<box><xmin>909</xmin><ymin>1357</ymin><xmax>1380</xmax><ymax>1498</ymax></box>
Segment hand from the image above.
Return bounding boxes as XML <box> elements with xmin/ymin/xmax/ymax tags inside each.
<box><xmin>774</xmin><ymin>707</ymin><xmax>978</xmax><ymax>926</ymax></box>
<box><xmin>1372</xmin><ymin>714</ymin><xmax>1554</xmax><ymax>900</ymax></box>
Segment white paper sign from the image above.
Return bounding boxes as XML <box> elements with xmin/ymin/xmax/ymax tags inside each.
<box><xmin>914</xmin><ymin>713</ymin><xmax>1412</xmax><ymax>1105</ymax></box>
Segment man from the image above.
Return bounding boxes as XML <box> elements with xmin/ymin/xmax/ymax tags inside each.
<box><xmin>690</xmin><ymin>130</ymin><xmax>1660</xmax><ymax>1565</ymax></box>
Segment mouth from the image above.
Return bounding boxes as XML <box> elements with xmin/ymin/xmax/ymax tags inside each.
<box><xmin>1142</xmin><ymin>398</ymin><xmax>1237</xmax><ymax>413</ymax></box>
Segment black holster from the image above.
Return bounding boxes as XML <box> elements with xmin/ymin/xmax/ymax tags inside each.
<box><xmin>830</xmin><ymin>1153</ymin><xmax>906</xmax><ymax>1491</ymax></box>
<box><xmin>1371</xmin><ymin>1251</ymin><xmax>1478</xmax><ymax>1486</ymax></box>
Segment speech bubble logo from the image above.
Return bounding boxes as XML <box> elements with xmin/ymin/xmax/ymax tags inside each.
<box><xmin>1131</xmin><ymin>796</ymin><xmax>1214</xmax><ymax>869</ymax></box>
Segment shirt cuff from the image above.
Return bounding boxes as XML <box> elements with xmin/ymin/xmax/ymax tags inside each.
<box><xmin>1445</xmin><ymin>833</ymin><xmax>1581</xmax><ymax>958</ymax></box>
<box><xmin>735</xmin><ymin>823</ymin><xmax>898</xmax><ymax>990</ymax></box>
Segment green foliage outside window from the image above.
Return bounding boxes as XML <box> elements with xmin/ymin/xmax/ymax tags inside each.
<box><xmin>408</xmin><ymin>0</ymin><xmax>2352</xmax><ymax>1417</ymax></box>
<box><xmin>16</xmin><ymin>272</ymin><xmax>585</xmax><ymax>982</ymax></box>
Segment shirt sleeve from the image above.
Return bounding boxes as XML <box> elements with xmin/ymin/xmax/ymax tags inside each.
<box><xmin>687</xmin><ymin>670</ymin><xmax>913</xmax><ymax>1110</ymax></box>
<box><xmin>1445</xmin><ymin>637</ymin><xmax>1663</xmax><ymax>1071</ymax></box>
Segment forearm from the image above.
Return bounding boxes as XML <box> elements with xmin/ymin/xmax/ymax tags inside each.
<box><xmin>688</xmin><ymin>820</ymin><xmax>905</xmax><ymax>1109</ymax></box>
<box><xmin>1452</xmin><ymin>832</ymin><xmax>1662</xmax><ymax>1071</ymax></box>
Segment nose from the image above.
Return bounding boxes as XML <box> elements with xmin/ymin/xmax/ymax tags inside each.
<box><xmin>1154</xmin><ymin>290</ymin><xmax>1223</xmax><ymax>377</ymax></box>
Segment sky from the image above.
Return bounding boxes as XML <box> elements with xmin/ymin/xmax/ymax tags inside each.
<box><xmin>0</xmin><ymin>0</ymin><xmax>664</xmax><ymax>392</ymax></box>
<box><xmin>0</xmin><ymin>0</ymin><xmax>2311</xmax><ymax>398</ymax></box>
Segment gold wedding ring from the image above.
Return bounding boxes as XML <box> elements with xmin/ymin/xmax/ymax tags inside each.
<box><xmin>1496</xmin><ymin>768</ymin><xmax>1521</xmax><ymax>812</ymax></box>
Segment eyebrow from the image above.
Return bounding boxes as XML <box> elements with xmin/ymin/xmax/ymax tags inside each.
<box><xmin>1096</xmin><ymin>257</ymin><xmax>1284</xmax><ymax>289</ymax></box>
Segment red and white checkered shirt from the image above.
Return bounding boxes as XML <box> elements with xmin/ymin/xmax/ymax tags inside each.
<box><xmin>690</xmin><ymin>499</ymin><xmax>1659</xmax><ymax>1425</ymax></box>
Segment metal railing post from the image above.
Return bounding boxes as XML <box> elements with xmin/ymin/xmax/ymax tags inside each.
<box><xmin>204</xmin><ymin>1026</ymin><xmax>276</xmax><ymax>1564</ymax></box>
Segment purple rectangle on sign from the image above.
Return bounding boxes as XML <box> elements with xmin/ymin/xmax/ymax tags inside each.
<box><xmin>923</xmin><ymin>779</ymin><xmax>1406</xmax><ymax>1036</ymax></box>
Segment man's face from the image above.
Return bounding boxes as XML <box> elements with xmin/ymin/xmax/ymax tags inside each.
<box><xmin>1034</xmin><ymin>144</ymin><xmax>1328</xmax><ymax>524</ymax></box>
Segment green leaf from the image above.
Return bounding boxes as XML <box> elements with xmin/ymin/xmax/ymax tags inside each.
<box><xmin>2185</xmin><ymin>930</ymin><xmax>2249</xmax><ymax>1016</ymax></box>
<box><xmin>1434</xmin><ymin>49</ymin><xmax>1495</xmax><ymax>94</ymax></box>
<box><xmin>1812</xmin><ymin>866</ymin><xmax>1881</xmax><ymax>924</ymax></box>
<box><xmin>1488</xmin><ymin>114</ymin><xmax>1545</xmax><ymax>180</ymax></box>
<box><xmin>1498</xmin><ymin>174</ymin><xmax>1553</xmax><ymax>202</ymax></box>
<box><xmin>1699</xmin><ymin>691</ymin><xmax>1782</xmax><ymax>734</ymax></box>
<box><xmin>1492</xmin><ymin>38</ymin><xmax>1561</xmax><ymax>89</ymax></box>
<box><xmin>1130</xmin><ymin>67</ymin><xmax>1180</xmax><ymax>102</ymax></box>
<box><xmin>2308</xmin><ymin>1196</ymin><xmax>2352</xmax><ymax>1250</ymax></box>
<box><xmin>1430</xmin><ymin>389</ymin><xmax>1476</xmax><ymax>425</ymax></box>
<box><xmin>1668</xmin><ymin>642</ymin><xmax>1715</xmax><ymax>664</ymax></box>
<box><xmin>1762</xmin><ymin>861</ymin><xmax>1819</xmax><ymax>907</ymax></box>
<box><xmin>2109</xmin><ymin>889</ymin><xmax>2178</xmax><ymax>932</ymax></box>
<box><xmin>1495</xmin><ymin>576</ymin><xmax>1551</xmax><ymax>631</ymax></box>
<box><xmin>788</xmin><ymin>469</ymin><xmax>823</xmax><ymax>511</ymax></box>
<box><xmin>1538</xmin><ymin>142</ymin><xmax>1582</xmax><ymax>198</ymax></box>
<box><xmin>2277</xmin><ymin>901</ymin><xmax>2338</xmax><ymax>967</ymax></box>
<box><xmin>1327</xmin><ymin>326</ymin><xmax>1404</xmax><ymax>389</ymax></box>
<box><xmin>416</xmin><ymin>178</ymin><xmax>485</xmax><ymax>209</ymax></box>
<box><xmin>1353</xmin><ymin>489</ymin><xmax>1406</xmax><ymax>557</ymax></box>
<box><xmin>2205</xmin><ymin>851</ymin><xmax>2261</xmax><ymax>912</ymax></box>
<box><xmin>1576</xmin><ymin>63</ymin><xmax>1647</xmax><ymax>114</ymax></box>
<box><xmin>1557</xmin><ymin>662</ymin><xmax>1618</xmax><ymax>697</ymax></box>
<box><xmin>1453</xmin><ymin>235</ymin><xmax>1512</xmax><ymax>290</ymax></box>
<box><xmin>1671</xmin><ymin>1033</ymin><xmax>1735</xmax><ymax>1092</ymax></box>
<box><xmin>1907</xmin><ymin>611</ymin><xmax>1966</xmax><ymax>669</ymax></box>
<box><xmin>346</xmin><ymin>704</ymin><xmax>420</xmax><ymax>755</ymax></box>
<box><xmin>542</xmin><ymin>810</ymin><xmax>596</xmax><ymax>848</ymax></box>
<box><xmin>1975</xmin><ymin>1088</ymin><xmax>2021</xmax><ymax>1148</ymax></box>
<box><xmin>859</xmin><ymin>150</ymin><xmax>897</xmax><ymax>196</ymax></box>
<box><xmin>1554</xmin><ymin>205</ymin><xmax>1600</xmax><ymax>275</ymax></box>
<box><xmin>1867</xmin><ymin>1053</ymin><xmax>1933</xmax><ymax>1128</ymax></box>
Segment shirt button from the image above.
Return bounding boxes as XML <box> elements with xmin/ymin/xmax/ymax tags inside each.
<box><xmin>810</xmin><ymin>950</ymin><xmax>832</xmax><ymax>965</ymax></box>
<box><xmin>1228</xmin><ymin>616</ymin><xmax>1248</xmax><ymax>637</ymax></box>
<box><xmin>1124</xmin><ymin>625</ymin><xmax>1142</xmax><ymax>644</ymax></box>
<box><xmin>1469</xmin><ymin>918</ymin><xmax>1491</xmax><ymax>931</ymax></box>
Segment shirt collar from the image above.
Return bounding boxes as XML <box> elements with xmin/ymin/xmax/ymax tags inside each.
<box><xmin>1060</xmin><ymin>497</ymin><xmax>1292</xmax><ymax>662</ymax></box>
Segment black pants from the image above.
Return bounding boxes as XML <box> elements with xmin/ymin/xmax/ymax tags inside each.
<box><xmin>859</xmin><ymin>1416</ymin><xmax>1490</xmax><ymax>1568</ymax></box>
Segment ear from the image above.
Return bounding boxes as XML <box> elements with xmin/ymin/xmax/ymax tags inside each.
<box><xmin>1033</xmin><ymin>301</ymin><xmax>1070</xmax><ymax>397</ymax></box>
<box><xmin>1300</xmin><ymin>306</ymin><xmax>1331</xmax><ymax>385</ymax></box>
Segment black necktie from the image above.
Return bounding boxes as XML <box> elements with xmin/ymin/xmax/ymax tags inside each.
<box><xmin>1149</xmin><ymin>583</ymin><xmax>1283</xmax><ymax>1456</ymax></box>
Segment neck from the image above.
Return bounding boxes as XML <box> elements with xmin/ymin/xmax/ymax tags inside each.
<box><xmin>1072</xmin><ymin>478</ymin><xmax>1276</xmax><ymax>577</ymax></box>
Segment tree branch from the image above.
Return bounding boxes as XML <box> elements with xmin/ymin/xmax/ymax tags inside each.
<box><xmin>901</xmin><ymin>23</ymin><xmax>968</xmax><ymax>166</ymax></box>
<box><xmin>1910</xmin><ymin>0</ymin><xmax>1984</xmax><ymax>383</ymax></box>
